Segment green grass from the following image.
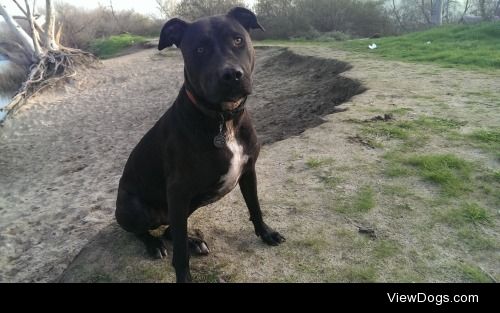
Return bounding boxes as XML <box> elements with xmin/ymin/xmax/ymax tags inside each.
<box><xmin>385</xmin><ymin>163</ymin><xmax>412</xmax><ymax>177</ymax></box>
<box><xmin>387</xmin><ymin>153</ymin><xmax>473</xmax><ymax>196</ymax></box>
<box><xmin>258</xmin><ymin>23</ymin><xmax>500</xmax><ymax>70</ymax></box>
<box><xmin>89</xmin><ymin>34</ymin><xmax>149</xmax><ymax>59</ymax></box>
<box><xmin>492</xmin><ymin>171</ymin><xmax>500</xmax><ymax>183</ymax></box>
<box><xmin>461</xmin><ymin>203</ymin><xmax>491</xmax><ymax>224</ymax></box>
<box><xmin>436</xmin><ymin>203</ymin><xmax>491</xmax><ymax>226</ymax></box>
<box><xmin>457</xmin><ymin>228</ymin><xmax>497</xmax><ymax>251</ymax></box>
<box><xmin>413</xmin><ymin>117</ymin><xmax>467</xmax><ymax>130</ymax></box>
<box><xmin>354</xmin><ymin>186</ymin><xmax>375</xmax><ymax>212</ymax></box>
<box><xmin>373</xmin><ymin>240</ymin><xmax>400</xmax><ymax>259</ymax></box>
<box><xmin>306</xmin><ymin>158</ymin><xmax>323</xmax><ymax>169</ymax></box>
<box><xmin>362</xmin><ymin>116</ymin><xmax>466</xmax><ymax>145</ymax></box>
<box><xmin>470</xmin><ymin>129</ymin><xmax>500</xmax><ymax>144</ymax></box>
<box><xmin>405</xmin><ymin>154</ymin><xmax>472</xmax><ymax>195</ymax></box>
<box><xmin>457</xmin><ymin>263</ymin><xmax>495</xmax><ymax>283</ymax></box>
<box><xmin>340</xmin><ymin>265</ymin><xmax>377</xmax><ymax>282</ymax></box>
<box><xmin>468</xmin><ymin>128</ymin><xmax>500</xmax><ymax>159</ymax></box>
<box><xmin>335</xmin><ymin>186</ymin><xmax>376</xmax><ymax>213</ymax></box>
<box><xmin>363</xmin><ymin>123</ymin><xmax>411</xmax><ymax>140</ymax></box>
<box><xmin>293</xmin><ymin>237</ymin><xmax>328</xmax><ymax>254</ymax></box>
<box><xmin>306</xmin><ymin>157</ymin><xmax>333</xmax><ymax>169</ymax></box>
<box><xmin>343</xmin><ymin>23</ymin><xmax>500</xmax><ymax>70</ymax></box>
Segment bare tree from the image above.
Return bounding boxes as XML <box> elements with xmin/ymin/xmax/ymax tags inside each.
<box><xmin>25</xmin><ymin>0</ymin><xmax>43</xmax><ymax>57</ymax></box>
<box><xmin>0</xmin><ymin>0</ymin><xmax>98</xmax><ymax>119</ymax></box>
<box><xmin>0</xmin><ymin>3</ymin><xmax>35</xmax><ymax>57</ymax></box>
<box><xmin>174</xmin><ymin>0</ymin><xmax>245</xmax><ymax>20</ymax></box>
<box><xmin>392</xmin><ymin>0</ymin><xmax>407</xmax><ymax>30</ymax></box>
<box><xmin>431</xmin><ymin>0</ymin><xmax>444</xmax><ymax>24</ymax></box>
<box><xmin>44</xmin><ymin>0</ymin><xmax>58</xmax><ymax>50</ymax></box>
<box><xmin>417</xmin><ymin>0</ymin><xmax>432</xmax><ymax>24</ymax></box>
<box><xmin>156</xmin><ymin>0</ymin><xmax>177</xmax><ymax>19</ymax></box>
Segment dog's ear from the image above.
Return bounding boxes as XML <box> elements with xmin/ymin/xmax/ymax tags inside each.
<box><xmin>227</xmin><ymin>7</ymin><xmax>265</xmax><ymax>32</ymax></box>
<box><xmin>159</xmin><ymin>18</ymin><xmax>189</xmax><ymax>50</ymax></box>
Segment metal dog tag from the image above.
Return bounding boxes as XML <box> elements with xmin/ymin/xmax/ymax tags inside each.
<box><xmin>213</xmin><ymin>133</ymin><xmax>226</xmax><ymax>148</ymax></box>
<box><xmin>214</xmin><ymin>116</ymin><xmax>226</xmax><ymax>149</ymax></box>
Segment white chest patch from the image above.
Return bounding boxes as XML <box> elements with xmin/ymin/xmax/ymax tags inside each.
<box><xmin>218</xmin><ymin>122</ymin><xmax>249</xmax><ymax>194</ymax></box>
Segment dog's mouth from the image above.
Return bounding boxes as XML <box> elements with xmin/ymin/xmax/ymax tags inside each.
<box><xmin>221</xmin><ymin>97</ymin><xmax>245</xmax><ymax>111</ymax></box>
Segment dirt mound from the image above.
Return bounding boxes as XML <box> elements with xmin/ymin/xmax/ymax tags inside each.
<box><xmin>250</xmin><ymin>49</ymin><xmax>367</xmax><ymax>145</ymax></box>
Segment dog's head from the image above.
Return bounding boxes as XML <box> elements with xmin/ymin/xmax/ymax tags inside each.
<box><xmin>158</xmin><ymin>7</ymin><xmax>264</xmax><ymax>110</ymax></box>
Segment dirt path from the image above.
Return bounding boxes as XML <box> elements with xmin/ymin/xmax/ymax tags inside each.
<box><xmin>1</xmin><ymin>46</ymin><xmax>498</xmax><ymax>283</ymax></box>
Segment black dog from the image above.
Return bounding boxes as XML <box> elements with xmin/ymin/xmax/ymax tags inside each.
<box><xmin>115</xmin><ymin>7</ymin><xmax>285</xmax><ymax>283</ymax></box>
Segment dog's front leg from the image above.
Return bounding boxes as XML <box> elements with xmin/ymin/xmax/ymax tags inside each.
<box><xmin>239</xmin><ymin>167</ymin><xmax>285</xmax><ymax>246</ymax></box>
<box><xmin>167</xmin><ymin>186</ymin><xmax>191</xmax><ymax>283</ymax></box>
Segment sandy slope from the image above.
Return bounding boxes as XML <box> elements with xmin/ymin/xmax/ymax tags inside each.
<box><xmin>0</xmin><ymin>49</ymin><xmax>184</xmax><ymax>282</ymax></box>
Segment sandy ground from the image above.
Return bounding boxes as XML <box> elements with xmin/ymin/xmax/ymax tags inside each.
<box><xmin>1</xmin><ymin>46</ymin><xmax>499</xmax><ymax>283</ymax></box>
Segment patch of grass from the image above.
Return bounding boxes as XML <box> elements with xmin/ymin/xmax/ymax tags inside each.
<box><xmin>341</xmin><ymin>23</ymin><xmax>500</xmax><ymax>70</ymax></box>
<box><xmin>470</xmin><ymin>129</ymin><xmax>500</xmax><ymax>144</ymax></box>
<box><xmin>413</xmin><ymin>117</ymin><xmax>467</xmax><ymax>130</ymax></box>
<box><xmin>306</xmin><ymin>157</ymin><xmax>333</xmax><ymax>169</ymax></box>
<box><xmin>90</xmin><ymin>34</ymin><xmax>148</xmax><ymax>59</ymax></box>
<box><xmin>293</xmin><ymin>237</ymin><xmax>328</xmax><ymax>254</ymax></box>
<box><xmin>353</xmin><ymin>186</ymin><xmax>376</xmax><ymax>212</ymax></box>
<box><xmin>457</xmin><ymin>228</ymin><xmax>497</xmax><ymax>251</ymax></box>
<box><xmin>318</xmin><ymin>174</ymin><xmax>341</xmax><ymax>188</ymax></box>
<box><xmin>191</xmin><ymin>263</ymin><xmax>230</xmax><ymax>283</ymax></box>
<box><xmin>128</xmin><ymin>264</ymin><xmax>171</xmax><ymax>282</ymax></box>
<box><xmin>436</xmin><ymin>203</ymin><xmax>491</xmax><ymax>226</ymax></box>
<box><xmin>469</xmin><ymin>129</ymin><xmax>500</xmax><ymax>158</ymax></box>
<box><xmin>363</xmin><ymin>122</ymin><xmax>411</xmax><ymax>140</ymax></box>
<box><xmin>457</xmin><ymin>263</ymin><xmax>494</xmax><ymax>283</ymax></box>
<box><xmin>385</xmin><ymin>163</ymin><xmax>412</xmax><ymax>177</ymax></box>
<box><xmin>340</xmin><ymin>265</ymin><xmax>377</xmax><ymax>282</ymax></box>
<box><xmin>362</xmin><ymin>116</ymin><xmax>465</xmax><ymax>146</ymax></box>
<box><xmin>404</xmin><ymin>154</ymin><xmax>473</xmax><ymax>196</ymax></box>
<box><xmin>373</xmin><ymin>240</ymin><xmax>400</xmax><ymax>259</ymax></box>
<box><xmin>461</xmin><ymin>203</ymin><xmax>491</xmax><ymax>224</ymax></box>
<box><xmin>494</xmin><ymin>171</ymin><xmax>500</xmax><ymax>182</ymax></box>
<box><xmin>306</xmin><ymin>158</ymin><xmax>323</xmax><ymax>169</ymax></box>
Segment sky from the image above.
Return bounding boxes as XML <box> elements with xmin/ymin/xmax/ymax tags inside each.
<box><xmin>1</xmin><ymin>0</ymin><xmax>257</xmax><ymax>18</ymax></box>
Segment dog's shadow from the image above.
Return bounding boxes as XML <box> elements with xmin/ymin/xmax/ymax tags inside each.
<box><xmin>57</xmin><ymin>223</ymin><xmax>170</xmax><ymax>282</ymax></box>
<box><xmin>58</xmin><ymin>223</ymin><xmax>227</xmax><ymax>283</ymax></box>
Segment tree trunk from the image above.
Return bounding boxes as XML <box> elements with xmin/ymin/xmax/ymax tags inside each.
<box><xmin>431</xmin><ymin>0</ymin><xmax>443</xmax><ymax>25</ymax></box>
<box><xmin>0</xmin><ymin>3</ymin><xmax>36</xmax><ymax>58</ymax></box>
<box><xmin>44</xmin><ymin>0</ymin><xmax>59</xmax><ymax>50</ymax></box>
<box><xmin>420</xmin><ymin>0</ymin><xmax>432</xmax><ymax>24</ymax></box>
<box><xmin>24</xmin><ymin>0</ymin><xmax>43</xmax><ymax>58</ymax></box>
<box><xmin>478</xmin><ymin>0</ymin><xmax>487</xmax><ymax>19</ymax></box>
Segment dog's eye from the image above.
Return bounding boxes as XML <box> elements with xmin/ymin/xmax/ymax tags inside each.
<box><xmin>234</xmin><ymin>37</ymin><xmax>244</xmax><ymax>46</ymax></box>
<box><xmin>196</xmin><ymin>47</ymin><xmax>205</xmax><ymax>54</ymax></box>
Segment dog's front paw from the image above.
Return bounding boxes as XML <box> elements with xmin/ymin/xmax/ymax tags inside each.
<box><xmin>257</xmin><ymin>224</ymin><xmax>285</xmax><ymax>246</ymax></box>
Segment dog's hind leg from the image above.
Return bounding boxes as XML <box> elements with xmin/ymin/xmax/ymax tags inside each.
<box><xmin>116</xmin><ymin>188</ymin><xmax>169</xmax><ymax>259</ymax></box>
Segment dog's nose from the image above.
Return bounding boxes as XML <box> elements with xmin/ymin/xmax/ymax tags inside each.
<box><xmin>222</xmin><ymin>67</ymin><xmax>244</xmax><ymax>82</ymax></box>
